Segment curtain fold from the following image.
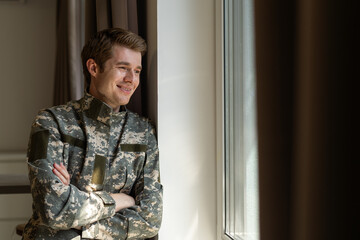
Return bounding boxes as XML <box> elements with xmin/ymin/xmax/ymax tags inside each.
<box><xmin>255</xmin><ymin>0</ymin><xmax>356</xmax><ymax>240</ymax></box>
<box><xmin>54</xmin><ymin>0</ymin><xmax>84</xmax><ymax>105</ymax></box>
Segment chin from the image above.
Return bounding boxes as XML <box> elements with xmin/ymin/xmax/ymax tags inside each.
<box><xmin>118</xmin><ymin>99</ymin><xmax>130</xmax><ymax>106</ymax></box>
<box><xmin>113</xmin><ymin>96</ymin><xmax>130</xmax><ymax>106</ymax></box>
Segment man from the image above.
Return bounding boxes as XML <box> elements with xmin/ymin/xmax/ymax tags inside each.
<box><xmin>23</xmin><ymin>28</ymin><xmax>163</xmax><ymax>240</ymax></box>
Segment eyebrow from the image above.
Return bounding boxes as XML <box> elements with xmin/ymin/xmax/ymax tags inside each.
<box><xmin>115</xmin><ymin>61</ymin><xmax>142</xmax><ymax>70</ymax></box>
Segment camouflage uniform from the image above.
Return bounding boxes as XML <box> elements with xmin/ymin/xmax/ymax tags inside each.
<box><xmin>22</xmin><ymin>93</ymin><xmax>163</xmax><ymax>240</ymax></box>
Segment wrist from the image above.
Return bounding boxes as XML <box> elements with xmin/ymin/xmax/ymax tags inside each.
<box><xmin>110</xmin><ymin>193</ymin><xmax>135</xmax><ymax>212</ymax></box>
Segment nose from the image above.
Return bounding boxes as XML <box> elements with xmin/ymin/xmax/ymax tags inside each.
<box><xmin>124</xmin><ymin>70</ymin><xmax>135</xmax><ymax>82</ymax></box>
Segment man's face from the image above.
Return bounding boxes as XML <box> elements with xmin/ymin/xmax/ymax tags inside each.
<box><xmin>88</xmin><ymin>45</ymin><xmax>142</xmax><ymax>112</ymax></box>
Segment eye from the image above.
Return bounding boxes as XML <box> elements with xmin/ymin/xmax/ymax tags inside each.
<box><xmin>118</xmin><ymin>66</ymin><xmax>128</xmax><ymax>71</ymax></box>
<box><xmin>135</xmin><ymin>70</ymin><xmax>141</xmax><ymax>75</ymax></box>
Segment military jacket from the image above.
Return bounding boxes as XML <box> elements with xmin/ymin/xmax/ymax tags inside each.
<box><xmin>22</xmin><ymin>93</ymin><xmax>163</xmax><ymax>240</ymax></box>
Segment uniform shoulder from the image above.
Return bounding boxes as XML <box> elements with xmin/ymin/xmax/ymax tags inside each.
<box><xmin>34</xmin><ymin>100</ymin><xmax>81</xmax><ymax>124</ymax></box>
<box><xmin>127</xmin><ymin>110</ymin><xmax>149</xmax><ymax>122</ymax></box>
<box><xmin>47</xmin><ymin>100</ymin><xmax>80</xmax><ymax>114</ymax></box>
<box><xmin>126</xmin><ymin>110</ymin><xmax>156</xmax><ymax>131</ymax></box>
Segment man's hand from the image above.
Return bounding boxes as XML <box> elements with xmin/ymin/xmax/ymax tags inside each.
<box><xmin>53</xmin><ymin>163</ymin><xmax>70</xmax><ymax>185</ymax></box>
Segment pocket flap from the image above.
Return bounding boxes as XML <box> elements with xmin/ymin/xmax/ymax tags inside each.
<box><xmin>120</xmin><ymin>144</ymin><xmax>147</xmax><ymax>152</ymax></box>
<box><xmin>93</xmin><ymin>191</ymin><xmax>115</xmax><ymax>205</ymax></box>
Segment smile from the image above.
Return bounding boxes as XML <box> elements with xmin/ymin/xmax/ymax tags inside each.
<box><xmin>117</xmin><ymin>85</ymin><xmax>132</xmax><ymax>93</ymax></box>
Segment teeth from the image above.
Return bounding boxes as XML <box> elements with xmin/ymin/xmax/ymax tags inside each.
<box><xmin>118</xmin><ymin>85</ymin><xmax>131</xmax><ymax>91</ymax></box>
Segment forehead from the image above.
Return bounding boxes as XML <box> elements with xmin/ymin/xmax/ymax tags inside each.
<box><xmin>109</xmin><ymin>45</ymin><xmax>142</xmax><ymax>63</ymax></box>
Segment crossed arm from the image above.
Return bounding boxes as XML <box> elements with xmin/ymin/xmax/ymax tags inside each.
<box><xmin>52</xmin><ymin>163</ymin><xmax>135</xmax><ymax>212</ymax></box>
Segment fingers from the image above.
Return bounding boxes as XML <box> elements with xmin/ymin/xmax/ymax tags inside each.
<box><xmin>52</xmin><ymin>168</ymin><xmax>68</xmax><ymax>185</ymax></box>
<box><xmin>53</xmin><ymin>163</ymin><xmax>70</xmax><ymax>185</ymax></box>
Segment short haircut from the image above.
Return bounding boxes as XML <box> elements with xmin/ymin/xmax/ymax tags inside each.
<box><xmin>81</xmin><ymin>28</ymin><xmax>147</xmax><ymax>87</ymax></box>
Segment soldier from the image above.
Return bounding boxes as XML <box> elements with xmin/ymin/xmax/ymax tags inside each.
<box><xmin>22</xmin><ymin>28</ymin><xmax>163</xmax><ymax>240</ymax></box>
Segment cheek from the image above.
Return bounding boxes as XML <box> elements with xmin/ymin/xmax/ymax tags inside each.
<box><xmin>103</xmin><ymin>73</ymin><xmax>120</xmax><ymax>88</ymax></box>
<box><xmin>114</xmin><ymin>70</ymin><xmax>126</xmax><ymax>78</ymax></box>
<box><xmin>133</xmin><ymin>79</ymin><xmax>140</xmax><ymax>89</ymax></box>
<box><xmin>97</xmin><ymin>80</ymin><xmax>111</xmax><ymax>92</ymax></box>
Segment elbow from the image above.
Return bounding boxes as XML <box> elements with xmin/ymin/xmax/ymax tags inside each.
<box><xmin>38</xmin><ymin>205</ymin><xmax>73</xmax><ymax>230</ymax></box>
<box><xmin>35</xmin><ymin>193</ymin><xmax>74</xmax><ymax>230</ymax></box>
<box><xmin>150</xmin><ymin>211</ymin><xmax>163</xmax><ymax>233</ymax></box>
<box><xmin>127</xmin><ymin>222</ymin><xmax>161</xmax><ymax>240</ymax></box>
<box><xmin>147</xmin><ymin>223</ymin><xmax>161</xmax><ymax>238</ymax></box>
<box><xmin>42</xmin><ymin>217</ymin><xmax>70</xmax><ymax>230</ymax></box>
<box><xmin>143</xmin><ymin>208</ymin><xmax>163</xmax><ymax>238</ymax></box>
<box><xmin>146</xmin><ymin>217</ymin><xmax>162</xmax><ymax>237</ymax></box>
<box><xmin>146</xmin><ymin>194</ymin><xmax>163</xmax><ymax>236</ymax></box>
<box><xmin>127</xmin><ymin>208</ymin><xmax>163</xmax><ymax>239</ymax></box>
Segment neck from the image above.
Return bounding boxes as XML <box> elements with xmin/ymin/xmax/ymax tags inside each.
<box><xmin>88</xmin><ymin>86</ymin><xmax>120</xmax><ymax>113</ymax></box>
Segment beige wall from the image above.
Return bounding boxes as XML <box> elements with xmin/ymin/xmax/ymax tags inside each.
<box><xmin>0</xmin><ymin>0</ymin><xmax>56</xmax><ymax>239</ymax></box>
<box><xmin>0</xmin><ymin>0</ymin><xmax>56</xmax><ymax>152</ymax></box>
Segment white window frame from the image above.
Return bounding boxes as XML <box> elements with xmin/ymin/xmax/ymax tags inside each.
<box><xmin>216</xmin><ymin>0</ymin><xmax>259</xmax><ymax>240</ymax></box>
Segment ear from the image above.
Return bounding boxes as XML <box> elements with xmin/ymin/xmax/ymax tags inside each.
<box><xmin>86</xmin><ymin>59</ymin><xmax>98</xmax><ymax>78</ymax></box>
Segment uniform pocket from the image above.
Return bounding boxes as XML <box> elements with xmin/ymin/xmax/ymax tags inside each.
<box><xmin>116</xmin><ymin>150</ymin><xmax>146</xmax><ymax>194</ymax></box>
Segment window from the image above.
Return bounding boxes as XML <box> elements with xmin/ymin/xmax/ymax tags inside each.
<box><xmin>222</xmin><ymin>0</ymin><xmax>259</xmax><ymax>239</ymax></box>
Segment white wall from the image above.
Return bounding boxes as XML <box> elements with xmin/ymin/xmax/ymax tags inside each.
<box><xmin>157</xmin><ymin>1</ymin><xmax>217</xmax><ymax>239</ymax></box>
<box><xmin>0</xmin><ymin>0</ymin><xmax>56</xmax><ymax>239</ymax></box>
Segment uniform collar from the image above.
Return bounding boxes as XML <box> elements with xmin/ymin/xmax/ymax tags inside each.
<box><xmin>81</xmin><ymin>92</ymin><xmax>127</xmax><ymax>125</ymax></box>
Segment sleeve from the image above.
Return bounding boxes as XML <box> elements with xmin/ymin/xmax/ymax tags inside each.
<box><xmin>27</xmin><ymin>110</ymin><xmax>116</xmax><ymax>230</ymax></box>
<box><xmin>81</xmin><ymin>122</ymin><xmax>163</xmax><ymax>239</ymax></box>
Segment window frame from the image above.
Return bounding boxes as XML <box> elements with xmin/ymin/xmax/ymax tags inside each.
<box><xmin>216</xmin><ymin>0</ymin><xmax>259</xmax><ymax>240</ymax></box>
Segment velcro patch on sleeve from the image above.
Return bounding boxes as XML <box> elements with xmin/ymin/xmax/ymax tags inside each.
<box><xmin>93</xmin><ymin>191</ymin><xmax>115</xmax><ymax>205</ymax></box>
<box><xmin>28</xmin><ymin>129</ymin><xmax>50</xmax><ymax>162</ymax></box>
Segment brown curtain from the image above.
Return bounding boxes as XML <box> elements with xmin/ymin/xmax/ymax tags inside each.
<box><xmin>84</xmin><ymin>0</ymin><xmax>148</xmax><ymax>116</ymax></box>
<box><xmin>255</xmin><ymin>0</ymin><xmax>356</xmax><ymax>240</ymax></box>
<box><xmin>53</xmin><ymin>0</ymin><xmax>84</xmax><ymax>105</ymax></box>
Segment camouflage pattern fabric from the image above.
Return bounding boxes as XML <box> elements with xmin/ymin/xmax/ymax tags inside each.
<box><xmin>22</xmin><ymin>93</ymin><xmax>163</xmax><ymax>240</ymax></box>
